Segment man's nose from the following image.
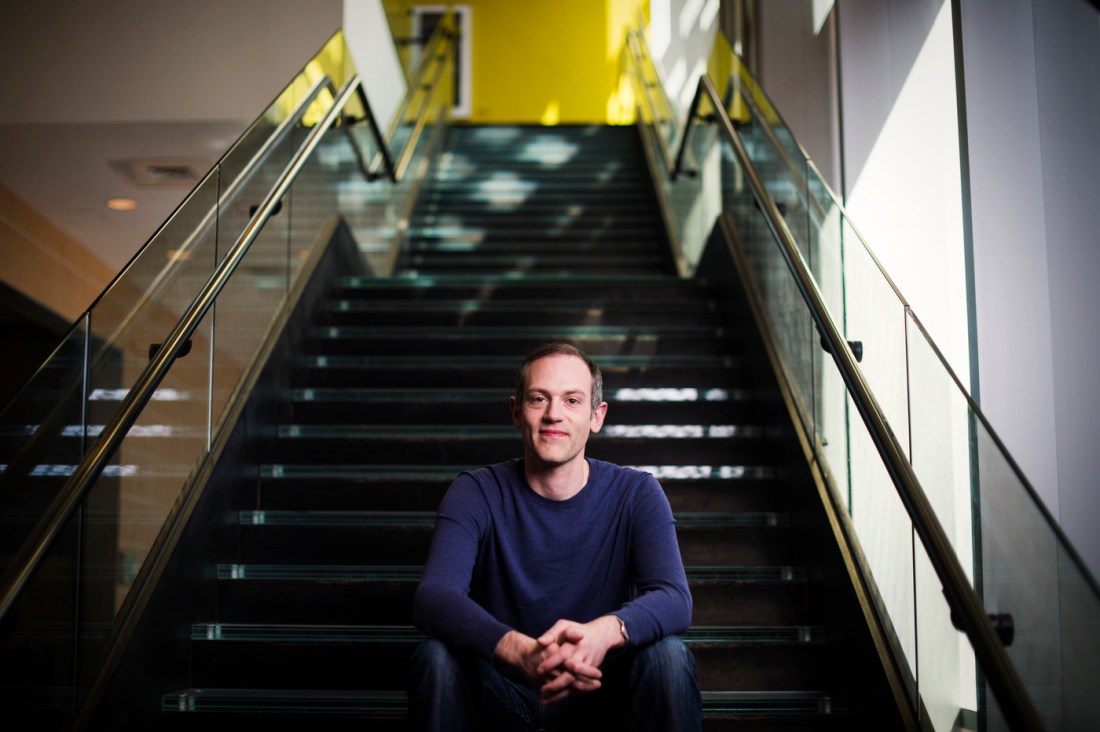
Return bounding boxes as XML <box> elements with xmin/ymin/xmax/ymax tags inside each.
<box><xmin>543</xmin><ymin>398</ymin><xmax>563</xmax><ymax>420</ymax></box>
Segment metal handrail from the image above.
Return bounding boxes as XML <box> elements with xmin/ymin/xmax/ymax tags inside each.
<box><xmin>668</xmin><ymin>73</ymin><xmax>1046</xmax><ymax>731</ymax></box>
<box><xmin>0</xmin><ymin>75</ymin><xmax>366</xmax><ymax>624</ymax></box>
<box><xmin>0</xmin><ymin>74</ymin><xmax>333</xmax><ymax>490</ymax></box>
<box><xmin>369</xmin><ymin>8</ymin><xmax>457</xmax><ymax>181</ymax></box>
<box><xmin>624</xmin><ymin>29</ymin><xmax>679</xmax><ymax>175</ymax></box>
<box><xmin>392</xmin><ymin>32</ymin><xmax>455</xmax><ymax>181</ymax></box>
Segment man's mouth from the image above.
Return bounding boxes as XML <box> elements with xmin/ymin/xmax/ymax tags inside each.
<box><xmin>540</xmin><ymin>430</ymin><xmax>568</xmax><ymax>439</ymax></box>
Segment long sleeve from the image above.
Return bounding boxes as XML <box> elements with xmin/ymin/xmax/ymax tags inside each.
<box><xmin>611</xmin><ymin>473</ymin><xmax>693</xmax><ymax>645</ymax></box>
<box><xmin>412</xmin><ymin>460</ymin><xmax>694</xmax><ymax>660</ymax></box>
<box><xmin>412</xmin><ymin>473</ymin><xmax>512</xmax><ymax>661</ymax></box>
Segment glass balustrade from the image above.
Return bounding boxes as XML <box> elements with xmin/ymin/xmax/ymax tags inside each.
<box><xmin>0</xmin><ymin>17</ymin><xmax>455</xmax><ymax>725</ymax></box>
<box><xmin>625</xmin><ymin>22</ymin><xmax>1099</xmax><ymax>732</ymax></box>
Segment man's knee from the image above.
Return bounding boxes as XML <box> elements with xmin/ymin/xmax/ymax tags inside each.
<box><xmin>410</xmin><ymin>638</ymin><xmax>462</xmax><ymax>684</ymax></box>
<box><xmin>625</xmin><ymin>636</ymin><xmax>701</xmax><ymax>730</ymax></box>
<box><xmin>631</xmin><ymin>636</ymin><xmax>697</xmax><ymax>685</ymax></box>
<box><xmin>408</xmin><ymin>640</ymin><xmax>478</xmax><ymax>731</ymax></box>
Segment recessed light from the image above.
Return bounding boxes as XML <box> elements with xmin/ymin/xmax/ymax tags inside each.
<box><xmin>105</xmin><ymin>197</ymin><xmax>138</xmax><ymax>211</ymax></box>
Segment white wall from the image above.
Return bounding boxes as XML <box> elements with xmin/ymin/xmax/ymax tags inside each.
<box><xmin>755</xmin><ymin>0</ymin><xmax>841</xmax><ymax>191</ymax></box>
<box><xmin>649</xmin><ymin>0</ymin><xmax>721</xmax><ymax>122</ymax></box>
<box><xmin>344</xmin><ymin>0</ymin><xmax>408</xmax><ymax>134</ymax></box>
<box><xmin>959</xmin><ymin>0</ymin><xmax>1100</xmax><ymax>579</ymax></box>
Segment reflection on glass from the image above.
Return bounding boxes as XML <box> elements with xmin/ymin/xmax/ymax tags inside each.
<box><xmin>0</xmin><ymin>27</ymin><xmax>454</xmax><ymax>724</ymax></box>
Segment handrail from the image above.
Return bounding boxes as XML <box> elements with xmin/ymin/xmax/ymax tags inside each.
<box><xmin>0</xmin><ymin>70</ymin><xmax>341</xmax><ymax>574</ymax></box>
<box><xmin>624</xmin><ymin>29</ymin><xmax>678</xmax><ymax>175</ymax></box>
<box><xmin>722</xmin><ymin>59</ymin><xmax>1099</xmax><ymax>603</ymax></box>
<box><xmin>392</xmin><ymin>31</ymin><xmax>455</xmax><ymax>181</ymax></box>
<box><xmin>671</xmin><ymin>73</ymin><xmax>1046</xmax><ymax>732</ymax></box>
<box><xmin>369</xmin><ymin>8</ymin><xmax>457</xmax><ymax>181</ymax></box>
<box><xmin>0</xmin><ymin>74</ymin><xmax>365</xmax><ymax>625</ymax></box>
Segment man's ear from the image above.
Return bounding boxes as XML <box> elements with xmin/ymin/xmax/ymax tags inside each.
<box><xmin>509</xmin><ymin>395</ymin><xmax>520</xmax><ymax>428</ymax></box>
<box><xmin>590</xmin><ymin>401</ymin><xmax>608</xmax><ymax>433</ymax></box>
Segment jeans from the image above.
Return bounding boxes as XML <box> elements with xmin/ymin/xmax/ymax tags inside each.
<box><xmin>407</xmin><ymin>636</ymin><xmax>701</xmax><ymax>731</ymax></box>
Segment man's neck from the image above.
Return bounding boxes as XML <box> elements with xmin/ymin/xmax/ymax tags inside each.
<box><xmin>524</xmin><ymin>456</ymin><xmax>590</xmax><ymax>501</ymax></box>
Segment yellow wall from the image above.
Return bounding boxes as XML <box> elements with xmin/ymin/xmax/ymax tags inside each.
<box><xmin>384</xmin><ymin>0</ymin><xmax>645</xmax><ymax>124</ymax></box>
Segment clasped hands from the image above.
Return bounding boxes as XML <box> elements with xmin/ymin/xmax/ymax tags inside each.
<box><xmin>494</xmin><ymin>615</ymin><xmax>626</xmax><ymax>704</ymax></box>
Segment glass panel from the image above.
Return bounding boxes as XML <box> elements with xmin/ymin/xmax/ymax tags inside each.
<box><xmin>86</xmin><ymin>171</ymin><xmax>219</xmax><ymax>426</ymax></box>
<box><xmin>906</xmin><ymin>312</ymin><xmax>978</xmax><ymax>729</ymax></box>
<box><xmin>809</xmin><ymin>181</ymin><xmax>848</xmax><ymax>500</ymax></box>
<box><xmin>846</xmin><ymin>393</ymin><xmax>918</xmax><ymax>685</ymax></box>
<box><xmin>629</xmin><ymin>20</ymin><xmax>1100</xmax><ymax>730</ymax></box>
<box><xmin>0</xmin><ymin>323</ymin><xmax>88</xmax><ymax>573</ymax></box>
<box><xmin>974</xmin><ymin>403</ymin><xmax>1100</xmax><ymax>731</ymax></box>
<box><xmin>839</xmin><ymin>217</ymin><xmax>908</xmax><ymax>448</ymax></box>
<box><xmin>0</xmin><ymin>512</ymin><xmax>81</xmax><ymax>726</ymax></box>
<box><xmin>0</xmin><ymin>27</ymin><xmax>468</xmax><ymax>729</ymax></box>
<box><xmin>383</xmin><ymin>13</ymin><xmax>455</xmax><ymax>173</ymax></box>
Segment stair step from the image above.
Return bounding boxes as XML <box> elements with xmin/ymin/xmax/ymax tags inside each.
<box><xmin>400</xmin><ymin>253</ymin><xmax>665</xmax><ymax>272</ymax></box>
<box><xmin>295</xmin><ymin>355</ymin><xmax>756</xmax><ymax>389</ymax></box>
<box><xmin>236</xmin><ymin>511</ymin><xmax>787</xmax><ymax>529</ymax></box>
<box><xmin>336</xmin><ymin>271</ymin><xmax>706</xmax><ymax>285</ymax></box>
<box><xmin>320</xmin><ymin>299</ymin><xmax>721</xmax><ymax>328</ymax></box>
<box><xmin>235</xmin><ymin>509</ymin><xmax>790</xmax><ymax>565</ymax></box>
<box><xmin>186</xmin><ymin>623</ymin><xmax>824</xmax><ymax>690</ymax></box>
<box><xmin>286</xmin><ymin>385</ymin><xmax>782</xmax><ymax>425</ymax></box>
<box><xmin>303</xmin><ymin>324</ymin><xmax>737</xmax><ymax>357</ymax></box>
<box><xmin>213</xmin><ymin>564</ymin><xmax>808</xmax><ymax>625</ymax></box>
<box><xmin>160</xmin><ymin>688</ymin><xmax>849</xmax><ymax>729</ymax></box>
<box><xmin>254</xmin><ymin>469</ymin><xmax>792</xmax><ymax>513</ymax></box>
<box><xmin>271</xmin><ymin>423</ymin><xmax>783</xmax><ymax>465</ymax></box>
<box><xmin>411</xmin><ymin>201</ymin><xmax>663</xmax><ymax>217</ymax></box>
<box><xmin>405</xmin><ymin>235</ymin><xmax>666</xmax><ymax>249</ymax></box>
<box><xmin>409</xmin><ymin>214</ymin><xmax>663</xmax><ymax>228</ymax></box>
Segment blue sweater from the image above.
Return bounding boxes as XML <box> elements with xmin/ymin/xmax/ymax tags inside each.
<box><xmin>413</xmin><ymin>458</ymin><xmax>693</xmax><ymax>661</ymax></box>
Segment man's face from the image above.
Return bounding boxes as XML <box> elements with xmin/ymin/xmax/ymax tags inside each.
<box><xmin>510</xmin><ymin>354</ymin><xmax>607</xmax><ymax>472</ymax></box>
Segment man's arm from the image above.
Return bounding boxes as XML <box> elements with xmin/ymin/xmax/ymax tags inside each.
<box><xmin>608</xmin><ymin>473</ymin><xmax>693</xmax><ymax>645</ymax></box>
<box><xmin>412</xmin><ymin>475</ymin><xmax>513</xmax><ymax>660</ymax></box>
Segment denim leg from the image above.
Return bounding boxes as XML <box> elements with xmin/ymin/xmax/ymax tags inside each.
<box><xmin>407</xmin><ymin>639</ymin><xmax>478</xmax><ymax>732</ymax></box>
<box><xmin>622</xmin><ymin>636</ymin><xmax>702</xmax><ymax>731</ymax></box>
<box><xmin>475</xmin><ymin>658</ymin><xmax>541</xmax><ymax>731</ymax></box>
<box><xmin>408</xmin><ymin>639</ymin><xmax>542</xmax><ymax>731</ymax></box>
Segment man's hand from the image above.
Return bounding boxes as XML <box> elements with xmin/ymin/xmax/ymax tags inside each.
<box><xmin>493</xmin><ymin>629</ymin><xmax>561</xmax><ymax>688</ymax></box>
<box><xmin>535</xmin><ymin>616</ymin><xmax>626</xmax><ymax>703</ymax></box>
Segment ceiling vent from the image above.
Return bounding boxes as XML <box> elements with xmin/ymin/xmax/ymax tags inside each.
<box><xmin>110</xmin><ymin>158</ymin><xmax>208</xmax><ymax>189</ymax></box>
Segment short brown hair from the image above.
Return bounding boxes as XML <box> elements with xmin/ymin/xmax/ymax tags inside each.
<box><xmin>515</xmin><ymin>342</ymin><xmax>603</xmax><ymax>412</ymax></box>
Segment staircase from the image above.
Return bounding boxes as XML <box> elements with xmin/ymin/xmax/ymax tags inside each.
<box><xmin>149</xmin><ymin>124</ymin><xmax>906</xmax><ymax>729</ymax></box>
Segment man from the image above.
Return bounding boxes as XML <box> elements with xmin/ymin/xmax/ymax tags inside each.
<box><xmin>409</xmin><ymin>342</ymin><xmax>701</xmax><ymax>731</ymax></box>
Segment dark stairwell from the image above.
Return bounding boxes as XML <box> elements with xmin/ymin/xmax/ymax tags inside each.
<box><xmin>78</xmin><ymin>124</ymin><xmax>909</xmax><ymax>730</ymax></box>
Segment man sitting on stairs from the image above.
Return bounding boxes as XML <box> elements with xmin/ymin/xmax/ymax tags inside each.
<box><xmin>409</xmin><ymin>342</ymin><xmax>702</xmax><ymax>731</ymax></box>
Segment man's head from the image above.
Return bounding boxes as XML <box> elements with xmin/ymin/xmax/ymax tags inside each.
<box><xmin>510</xmin><ymin>343</ymin><xmax>608</xmax><ymax>473</ymax></box>
<box><xmin>514</xmin><ymin>342</ymin><xmax>603</xmax><ymax>414</ymax></box>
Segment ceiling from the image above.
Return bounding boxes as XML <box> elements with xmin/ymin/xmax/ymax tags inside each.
<box><xmin>0</xmin><ymin>0</ymin><xmax>343</xmax><ymax>274</ymax></box>
<box><xmin>0</xmin><ymin>120</ymin><xmax>245</xmax><ymax>272</ymax></box>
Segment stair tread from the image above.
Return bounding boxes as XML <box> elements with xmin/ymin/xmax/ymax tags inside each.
<box><xmin>214</xmin><ymin>563</ymin><xmax>806</xmax><ymax>583</ymax></box>
<box><xmin>237</xmin><ymin>510</ymin><xmax>788</xmax><ymax>528</ymax></box>
<box><xmin>277</xmin><ymin>424</ymin><xmax>777</xmax><ymax>439</ymax></box>
<box><xmin>160</xmin><ymin>687</ymin><xmax>848</xmax><ymax>717</ymax></box>
<box><xmin>257</xmin><ymin>464</ymin><xmax>779</xmax><ymax>481</ymax></box>
<box><xmin>189</xmin><ymin>623</ymin><xmax>823</xmax><ymax>645</ymax></box>
<box><xmin>291</xmin><ymin>386</ymin><xmax>775</xmax><ymax>403</ymax></box>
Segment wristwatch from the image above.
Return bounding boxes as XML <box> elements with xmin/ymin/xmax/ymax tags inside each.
<box><xmin>615</xmin><ymin>615</ymin><xmax>630</xmax><ymax>645</ymax></box>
